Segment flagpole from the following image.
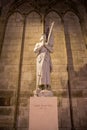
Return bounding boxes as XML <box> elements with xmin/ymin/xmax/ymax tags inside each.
<box><xmin>41</xmin><ymin>14</ymin><xmax>45</xmax><ymax>34</ymax></box>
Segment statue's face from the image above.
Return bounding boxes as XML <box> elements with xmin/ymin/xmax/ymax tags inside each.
<box><xmin>40</xmin><ymin>34</ymin><xmax>46</xmax><ymax>42</ymax></box>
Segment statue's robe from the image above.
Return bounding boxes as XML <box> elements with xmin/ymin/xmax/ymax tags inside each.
<box><xmin>34</xmin><ymin>42</ymin><xmax>53</xmax><ymax>86</ymax></box>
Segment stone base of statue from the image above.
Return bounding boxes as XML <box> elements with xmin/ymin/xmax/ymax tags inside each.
<box><xmin>33</xmin><ymin>88</ymin><xmax>53</xmax><ymax>97</ymax></box>
<box><xmin>38</xmin><ymin>89</ymin><xmax>53</xmax><ymax>97</ymax></box>
<box><xmin>29</xmin><ymin>97</ymin><xmax>58</xmax><ymax>130</ymax></box>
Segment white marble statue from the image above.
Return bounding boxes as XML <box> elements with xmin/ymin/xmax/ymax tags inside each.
<box><xmin>34</xmin><ymin>34</ymin><xmax>53</xmax><ymax>88</ymax></box>
<box><xmin>34</xmin><ymin>22</ymin><xmax>54</xmax><ymax>96</ymax></box>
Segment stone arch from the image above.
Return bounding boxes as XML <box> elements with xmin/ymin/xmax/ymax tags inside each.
<box><xmin>64</xmin><ymin>11</ymin><xmax>87</xmax><ymax>129</ymax></box>
<box><xmin>64</xmin><ymin>11</ymin><xmax>86</xmax><ymax>71</ymax></box>
<box><xmin>0</xmin><ymin>12</ymin><xmax>23</xmax><ymax>89</ymax></box>
<box><xmin>45</xmin><ymin>11</ymin><xmax>68</xmax><ymax>91</ymax></box>
<box><xmin>64</xmin><ymin>11</ymin><xmax>79</xmax><ymax>23</ymax></box>
<box><xmin>0</xmin><ymin>12</ymin><xmax>23</xmax><ymax>125</ymax></box>
<box><xmin>20</xmin><ymin>11</ymin><xmax>42</xmax><ymax>93</ymax></box>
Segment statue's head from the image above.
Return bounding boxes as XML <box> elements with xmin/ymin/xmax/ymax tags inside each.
<box><xmin>40</xmin><ymin>34</ymin><xmax>46</xmax><ymax>42</ymax></box>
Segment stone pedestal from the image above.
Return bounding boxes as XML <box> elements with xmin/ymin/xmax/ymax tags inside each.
<box><xmin>29</xmin><ymin>97</ymin><xmax>58</xmax><ymax>130</ymax></box>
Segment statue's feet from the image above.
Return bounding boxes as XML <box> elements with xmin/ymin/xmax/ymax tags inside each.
<box><xmin>39</xmin><ymin>84</ymin><xmax>51</xmax><ymax>90</ymax></box>
<box><xmin>33</xmin><ymin>86</ymin><xmax>53</xmax><ymax>97</ymax></box>
<box><xmin>33</xmin><ymin>88</ymin><xmax>41</xmax><ymax>97</ymax></box>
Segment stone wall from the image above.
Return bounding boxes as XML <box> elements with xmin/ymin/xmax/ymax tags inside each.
<box><xmin>0</xmin><ymin>12</ymin><xmax>24</xmax><ymax>128</ymax></box>
<box><xmin>64</xmin><ymin>11</ymin><xmax>87</xmax><ymax>130</ymax></box>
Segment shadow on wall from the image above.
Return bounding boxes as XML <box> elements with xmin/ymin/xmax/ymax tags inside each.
<box><xmin>58</xmin><ymin>63</ymin><xmax>87</xmax><ymax>130</ymax></box>
<box><xmin>72</xmin><ymin>64</ymin><xmax>87</xmax><ymax>93</ymax></box>
<box><xmin>28</xmin><ymin>76</ymin><xmax>36</xmax><ymax>97</ymax></box>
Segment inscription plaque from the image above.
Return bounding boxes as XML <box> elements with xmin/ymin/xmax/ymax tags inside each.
<box><xmin>29</xmin><ymin>97</ymin><xmax>58</xmax><ymax>130</ymax></box>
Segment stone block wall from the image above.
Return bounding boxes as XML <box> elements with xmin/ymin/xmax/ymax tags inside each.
<box><xmin>0</xmin><ymin>12</ymin><xmax>24</xmax><ymax>128</ymax></box>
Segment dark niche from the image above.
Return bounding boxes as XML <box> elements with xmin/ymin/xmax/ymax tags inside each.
<box><xmin>0</xmin><ymin>97</ymin><xmax>10</xmax><ymax>106</ymax></box>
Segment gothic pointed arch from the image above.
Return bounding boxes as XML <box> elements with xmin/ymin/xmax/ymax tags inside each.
<box><xmin>64</xmin><ymin>11</ymin><xmax>86</xmax><ymax>71</ymax></box>
<box><xmin>0</xmin><ymin>12</ymin><xmax>23</xmax><ymax>126</ymax></box>
<box><xmin>45</xmin><ymin>11</ymin><xmax>68</xmax><ymax>91</ymax></box>
<box><xmin>20</xmin><ymin>11</ymin><xmax>42</xmax><ymax>93</ymax></box>
<box><xmin>0</xmin><ymin>12</ymin><xmax>23</xmax><ymax>88</ymax></box>
<box><xmin>64</xmin><ymin>11</ymin><xmax>87</xmax><ymax>128</ymax></box>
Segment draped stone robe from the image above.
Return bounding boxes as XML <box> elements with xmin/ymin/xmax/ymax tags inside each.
<box><xmin>34</xmin><ymin>42</ymin><xmax>53</xmax><ymax>86</ymax></box>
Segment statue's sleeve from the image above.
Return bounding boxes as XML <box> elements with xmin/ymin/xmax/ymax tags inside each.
<box><xmin>44</xmin><ymin>44</ymin><xmax>53</xmax><ymax>53</ymax></box>
<box><xmin>34</xmin><ymin>43</ymin><xmax>43</xmax><ymax>53</ymax></box>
